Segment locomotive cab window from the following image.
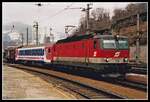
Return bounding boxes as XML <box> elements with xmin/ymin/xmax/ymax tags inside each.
<box><xmin>118</xmin><ymin>39</ymin><xmax>129</xmax><ymax>49</ymax></box>
<box><xmin>101</xmin><ymin>38</ymin><xmax>129</xmax><ymax>49</ymax></box>
<box><xmin>102</xmin><ymin>39</ymin><xmax>116</xmax><ymax>49</ymax></box>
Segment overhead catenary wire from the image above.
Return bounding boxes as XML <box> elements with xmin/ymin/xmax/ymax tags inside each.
<box><xmin>33</xmin><ymin>3</ymin><xmax>74</xmax><ymax>43</ymax></box>
<box><xmin>40</xmin><ymin>3</ymin><xmax>74</xmax><ymax>24</ymax></box>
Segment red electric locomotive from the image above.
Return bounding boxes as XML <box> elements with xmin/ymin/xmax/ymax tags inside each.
<box><xmin>46</xmin><ymin>34</ymin><xmax>130</xmax><ymax>76</ymax></box>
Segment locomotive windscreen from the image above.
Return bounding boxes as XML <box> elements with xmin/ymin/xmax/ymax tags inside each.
<box><xmin>100</xmin><ymin>38</ymin><xmax>128</xmax><ymax>49</ymax></box>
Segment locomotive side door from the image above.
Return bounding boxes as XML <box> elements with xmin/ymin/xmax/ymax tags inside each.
<box><xmin>84</xmin><ymin>40</ymin><xmax>90</xmax><ymax>64</ymax></box>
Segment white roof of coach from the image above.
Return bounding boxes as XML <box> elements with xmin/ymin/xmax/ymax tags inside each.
<box><xmin>18</xmin><ymin>46</ymin><xmax>45</xmax><ymax>50</ymax></box>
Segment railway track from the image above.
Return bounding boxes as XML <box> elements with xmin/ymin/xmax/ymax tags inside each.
<box><xmin>22</xmin><ymin>70</ymin><xmax>116</xmax><ymax>99</ymax></box>
<box><xmin>129</xmin><ymin>64</ymin><xmax>147</xmax><ymax>74</ymax></box>
<box><xmin>101</xmin><ymin>77</ymin><xmax>147</xmax><ymax>91</ymax></box>
<box><xmin>129</xmin><ymin>67</ymin><xmax>147</xmax><ymax>74</ymax></box>
<box><xmin>5</xmin><ymin>63</ymin><xmax>147</xmax><ymax>99</ymax></box>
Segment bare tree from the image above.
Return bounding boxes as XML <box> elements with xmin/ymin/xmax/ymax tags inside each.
<box><xmin>91</xmin><ymin>8</ymin><xmax>110</xmax><ymax>21</ymax></box>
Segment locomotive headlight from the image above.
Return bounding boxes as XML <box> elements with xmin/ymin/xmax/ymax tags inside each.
<box><xmin>124</xmin><ymin>58</ymin><xmax>128</xmax><ymax>62</ymax></box>
<box><xmin>105</xmin><ymin>58</ymin><xmax>109</xmax><ymax>62</ymax></box>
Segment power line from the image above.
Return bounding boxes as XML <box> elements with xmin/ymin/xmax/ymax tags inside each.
<box><xmin>40</xmin><ymin>3</ymin><xmax>74</xmax><ymax>23</ymax></box>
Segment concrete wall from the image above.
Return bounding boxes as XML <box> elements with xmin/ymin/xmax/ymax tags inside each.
<box><xmin>129</xmin><ymin>45</ymin><xmax>147</xmax><ymax>63</ymax></box>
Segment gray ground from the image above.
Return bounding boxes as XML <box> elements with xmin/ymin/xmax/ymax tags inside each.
<box><xmin>2</xmin><ymin>65</ymin><xmax>76</xmax><ymax>100</ymax></box>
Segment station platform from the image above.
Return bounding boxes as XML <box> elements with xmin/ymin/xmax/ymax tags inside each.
<box><xmin>2</xmin><ymin>64</ymin><xmax>76</xmax><ymax>100</ymax></box>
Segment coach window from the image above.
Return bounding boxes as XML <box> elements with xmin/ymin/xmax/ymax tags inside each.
<box><xmin>21</xmin><ymin>51</ymin><xmax>23</xmax><ymax>55</ymax></box>
<box><xmin>40</xmin><ymin>49</ymin><xmax>43</xmax><ymax>56</ymax></box>
<box><xmin>28</xmin><ymin>50</ymin><xmax>30</xmax><ymax>55</ymax></box>
<box><xmin>38</xmin><ymin>49</ymin><xmax>41</xmax><ymax>56</ymax></box>
<box><xmin>35</xmin><ymin>49</ymin><xmax>37</xmax><ymax>56</ymax></box>
<box><xmin>27</xmin><ymin>50</ymin><xmax>29</xmax><ymax>55</ymax></box>
<box><xmin>37</xmin><ymin>49</ymin><xmax>39</xmax><ymax>56</ymax></box>
<box><xmin>26</xmin><ymin>50</ymin><xmax>27</xmax><ymax>55</ymax></box>
<box><xmin>32</xmin><ymin>49</ymin><xmax>34</xmax><ymax>56</ymax></box>
<box><xmin>19</xmin><ymin>51</ymin><xmax>21</xmax><ymax>55</ymax></box>
<box><xmin>22</xmin><ymin>50</ymin><xmax>24</xmax><ymax>55</ymax></box>
<box><xmin>24</xmin><ymin>50</ymin><xmax>28</xmax><ymax>55</ymax></box>
<box><xmin>25</xmin><ymin>50</ymin><xmax>27</xmax><ymax>55</ymax></box>
<box><xmin>40</xmin><ymin>49</ymin><xmax>42</xmax><ymax>55</ymax></box>
<box><xmin>42</xmin><ymin>49</ymin><xmax>44</xmax><ymax>55</ymax></box>
<box><xmin>36</xmin><ymin>49</ymin><xmax>39</xmax><ymax>56</ymax></box>
<box><xmin>33</xmin><ymin>50</ymin><xmax>35</xmax><ymax>56</ymax></box>
<box><xmin>28</xmin><ymin>50</ymin><xmax>29</xmax><ymax>55</ymax></box>
<box><xmin>30</xmin><ymin>49</ymin><xmax>33</xmax><ymax>56</ymax></box>
<box><xmin>29</xmin><ymin>50</ymin><xmax>31</xmax><ymax>55</ymax></box>
<box><xmin>34</xmin><ymin>49</ymin><xmax>36</xmax><ymax>56</ymax></box>
<box><xmin>94</xmin><ymin>40</ymin><xmax>97</xmax><ymax>49</ymax></box>
<box><xmin>41</xmin><ymin>49</ymin><xmax>43</xmax><ymax>55</ymax></box>
<box><xmin>26</xmin><ymin>50</ymin><xmax>28</xmax><ymax>55</ymax></box>
<box><xmin>21</xmin><ymin>50</ymin><xmax>23</xmax><ymax>55</ymax></box>
<box><xmin>39</xmin><ymin>49</ymin><xmax>41</xmax><ymax>56</ymax></box>
<box><xmin>39</xmin><ymin>49</ymin><xmax>41</xmax><ymax>55</ymax></box>
<box><xmin>38</xmin><ymin>49</ymin><xmax>40</xmax><ymax>56</ymax></box>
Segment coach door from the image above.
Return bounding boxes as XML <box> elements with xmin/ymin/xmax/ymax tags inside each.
<box><xmin>45</xmin><ymin>47</ymin><xmax>52</xmax><ymax>62</ymax></box>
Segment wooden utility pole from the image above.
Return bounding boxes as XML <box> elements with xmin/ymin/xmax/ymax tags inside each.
<box><xmin>26</xmin><ymin>27</ymin><xmax>28</xmax><ymax>46</ymax></box>
<box><xmin>82</xmin><ymin>4</ymin><xmax>92</xmax><ymax>34</ymax></box>
<box><xmin>49</xmin><ymin>27</ymin><xmax>54</xmax><ymax>43</ymax></box>
<box><xmin>136</xmin><ymin>13</ymin><xmax>140</xmax><ymax>63</ymax></box>
<box><xmin>33</xmin><ymin>22</ymin><xmax>39</xmax><ymax>45</ymax></box>
<box><xmin>86</xmin><ymin>4</ymin><xmax>90</xmax><ymax>34</ymax></box>
<box><xmin>66</xmin><ymin>3</ymin><xmax>92</xmax><ymax>35</ymax></box>
<box><xmin>21</xmin><ymin>33</ymin><xmax>24</xmax><ymax>46</ymax></box>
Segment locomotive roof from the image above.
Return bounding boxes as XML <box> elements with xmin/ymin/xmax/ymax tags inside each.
<box><xmin>94</xmin><ymin>35</ymin><xmax>128</xmax><ymax>39</ymax></box>
<box><xmin>56</xmin><ymin>34</ymin><xmax>94</xmax><ymax>44</ymax></box>
<box><xmin>56</xmin><ymin>34</ymin><xmax>128</xmax><ymax>44</ymax></box>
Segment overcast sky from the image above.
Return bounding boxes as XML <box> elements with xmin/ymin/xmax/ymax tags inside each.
<box><xmin>3</xmin><ymin>2</ymin><xmax>135</xmax><ymax>41</ymax></box>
